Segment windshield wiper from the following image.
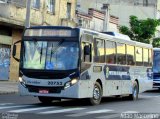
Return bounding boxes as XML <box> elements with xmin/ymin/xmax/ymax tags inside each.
<box><xmin>40</xmin><ymin>42</ymin><xmax>43</xmax><ymax>64</ymax></box>
<box><xmin>23</xmin><ymin>42</ymin><xmax>26</xmax><ymax>61</ymax></box>
<box><xmin>50</xmin><ymin>43</ymin><xmax>53</xmax><ymax>63</ymax></box>
<box><xmin>49</xmin><ymin>39</ymin><xmax>65</xmax><ymax>63</ymax></box>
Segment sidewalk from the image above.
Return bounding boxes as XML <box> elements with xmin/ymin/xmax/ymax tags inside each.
<box><xmin>0</xmin><ymin>81</ymin><xmax>18</xmax><ymax>94</ymax></box>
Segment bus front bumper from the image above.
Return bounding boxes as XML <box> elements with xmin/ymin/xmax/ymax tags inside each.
<box><xmin>18</xmin><ymin>81</ymin><xmax>89</xmax><ymax>99</ymax></box>
<box><xmin>18</xmin><ymin>82</ymin><xmax>81</xmax><ymax>98</ymax></box>
<box><xmin>153</xmin><ymin>81</ymin><xmax>160</xmax><ymax>88</ymax></box>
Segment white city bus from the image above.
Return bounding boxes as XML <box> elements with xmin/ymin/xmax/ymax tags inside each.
<box><xmin>13</xmin><ymin>26</ymin><xmax>153</xmax><ymax>105</ymax></box>
<box><xmin>153</xmin><ymin>48</ymin><xmax>160</xmax><ymax>89</ymax></box>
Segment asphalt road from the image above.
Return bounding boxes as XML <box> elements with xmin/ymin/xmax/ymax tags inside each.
<box><xmin>0</xmin><ymin>89</ymin><xmax>160</xmax><ymax>119</ymax></box>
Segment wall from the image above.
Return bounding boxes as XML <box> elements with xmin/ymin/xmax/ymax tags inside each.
<box><xmin>77</xmin><ymin>0</ymin><xmax>158</xmax><ymax>26</ymax></box>
<box><xmin>0</xmin><ymin>0</ymin><xmax>77</xmax><ymax>81</ymax></box>
<box><xmin>110</xmin><ymin>5</ymin><xmax>155</xmax><ymax>26</ymax></box>
<box><xmin>90</xmin><ymin>17</ymin><xmax>103</xmax><ymax>31</ymax></box>
<box><xmin>9</xmin><ymin>29</ymin><xmax>22</xmax><ymax>81</ymax></box>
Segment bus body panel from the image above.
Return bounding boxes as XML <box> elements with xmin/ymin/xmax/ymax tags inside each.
<box><xmin>19</xmin><ymin>78</ymin><xmax>93</xmax><ymax>98</ymax></box>
<box><xmin>16</xmin><ymin>26</ymin><xmax>153</xmax><ymax>102</ymax></box>
<box><xmin>153</xmin><ymin>48</ymin><xmax>160</xmax><ymax>88</ymax></box>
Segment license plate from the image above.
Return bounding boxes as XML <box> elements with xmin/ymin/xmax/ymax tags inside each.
<box><xmin>39</xmin><ymin>89</ymin><xmax>49</xmax><ymax>94</ymax></box>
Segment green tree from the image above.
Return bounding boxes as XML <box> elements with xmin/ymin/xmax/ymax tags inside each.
<box><xmin>119</xmin><ymin>15</ymin><xmax>160</xmax><ymax>45</ymax></box>
<box><xmin>152</xmin><ymin>38</ymin><xmax>160</xmax><ymax>47</ymax></box>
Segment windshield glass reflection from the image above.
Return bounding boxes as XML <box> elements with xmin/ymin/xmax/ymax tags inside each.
<box><xmin>23</xmin><ymin>40</ymin><xmax>79</xmax><ymax>70</ymax></box>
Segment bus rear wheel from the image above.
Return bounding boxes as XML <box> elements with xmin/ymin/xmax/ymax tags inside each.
<box><xmin>128</xmin><ymin>81</ymin><xmax>139</xmax><ymax>100</ymax></box>
<box><xmin>89</xmin><ymin>82</ymin><xmax>102</xmax><ymax>105</ymax></box>
<box><xmin>38</xmin><ymin>96</ymin><xmax>53</xmax><ymax>104</ymax></box>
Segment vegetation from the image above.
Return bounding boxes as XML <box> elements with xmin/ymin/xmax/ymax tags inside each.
<box><xmin>119</xmin><ymin>15</ymin><xmax>160</xmax><ymax>47</ymax></box>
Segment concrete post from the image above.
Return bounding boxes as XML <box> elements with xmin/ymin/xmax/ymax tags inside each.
<box><xmin>25</xmin><ymin>0</ymin><xmax>31</xmax><ymax>28</ymax></box>
<box><xmin>101</xmin><ymin>4</ymin><xmax>110</xmax><ymax>32</ymax></box>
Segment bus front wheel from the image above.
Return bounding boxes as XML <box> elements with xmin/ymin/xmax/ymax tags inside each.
<box><xmin>38</xmin><ymin>96</ymin><xmax>53</xmax><ymax>104</ymax></box>
<box><xmin>89</xmin><ymin>82</ymin><xmax>102</xmax><ymax>105</ymax></box>
<box><xmin>128</xmin><ymin>81</ymin><xmax>139</xmax><ymax>100</ymax></box>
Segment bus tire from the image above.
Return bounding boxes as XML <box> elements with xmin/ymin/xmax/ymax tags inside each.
<box><xmin>128</xmin><ymin>81</ymin><xmax>139</xmax><ymax>100</ymax></box>
<box><xmin>38</xmin><ymin>96</ymin><xmax>53</xmax><ymax>104</ymax></box>
<box><xmin>89</xmin><ymin>82</ymin><xmax>102</xmax><ymax>105</ymax></box>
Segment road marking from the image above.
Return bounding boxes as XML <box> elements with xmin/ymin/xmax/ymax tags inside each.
<box><xmin>0</xmin><ymin>103</ymin><xmax>14</xmax><ymax>106</ymax></box>
<box><xmin>122</xmin><ymin>111</ymin><xmax>139</xmax><ymax>113</ymax></box>
<box><xmin>140</xmin><ymin>95</ymin><xmax>160</xmax><ymax>98</ymax></box>
<box><xmin>86</xmin><ymin>109</ymin><xmax>113</xmax><ymax>114</ymax></box>
<box><xmin>8</xmin><ymin>106</ymin><xmax>55</xmax><ymax>113</ymax></box>
<box><xmin>39</xmin><ymin>108</ymin><xmax>85</xmax><ymax>114</ymax></box>
<box><xmin>96</xmin><ymin>113</ymin><xmax>120</xmax><ymax>119</ymax></box>
<box><xmin>0</xmin><ymin>105</ymin><xmax>32</xmax><ymax>110</ymax></box>
<box><xmin>67</xmin><ymin>109</ymin><xmax>113</xmax><ymax>117</ymax></box>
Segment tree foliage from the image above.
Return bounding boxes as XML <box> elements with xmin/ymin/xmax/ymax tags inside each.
<box><xmin>152</xmin><ymin>38</ymin><xmax>160</xmax><ymax>47</ymax></box>
<box><xmin>119</xmin><ymin>15</ymin><xmax>160</xmax><ymax>45</ymax></box>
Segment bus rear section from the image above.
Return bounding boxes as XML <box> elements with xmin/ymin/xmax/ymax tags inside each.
<box><xmin>153</xmin><ymin>48</ymin><xmax>160</xmax><ymax>89</ymax></box>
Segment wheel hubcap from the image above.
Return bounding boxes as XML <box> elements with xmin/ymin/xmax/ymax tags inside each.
<box><xmin>133</xmin><ymin>87</ymin><xmax>137</xmax><ymax>99</ymax></box>
<box><xmin>93</xmin><ymin>86</ymin><xmax>100</xmax><ymax>100</ymax></box>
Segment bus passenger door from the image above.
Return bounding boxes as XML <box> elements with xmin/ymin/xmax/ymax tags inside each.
<box><xmin>80</xmin><ymin>39</ymin><xmax>93</xmax><ymax>97</ymax></box>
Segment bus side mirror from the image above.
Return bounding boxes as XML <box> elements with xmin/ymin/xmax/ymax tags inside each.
<box><xmin>84</xmin><ymin>45</ymin><xmax>90</xmax><ymax>55</ymax></box>
<box><xmin>13</xmin><ymin>45</ymin><xmax>17</xmax><ymax>57</ymax></box>
<box><xmin>12</xmin><ymin>40</ymin><xmax>21</xmax><ymax>62</ymax></box>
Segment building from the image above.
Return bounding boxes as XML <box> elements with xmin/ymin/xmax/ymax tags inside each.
<box><xmin>77</xmin><ymin>0</ymin><xmax>160</xmax><ymax>36</ymax></box>
<box><xmin>76</xmin><ymin>8</ymin><xmax>119</xmax><ymax>32</ymax></box>
<box><xmin>0</xmin><ymin>0</ymin><xmax>77</xmax><ymax>81</ymax></box>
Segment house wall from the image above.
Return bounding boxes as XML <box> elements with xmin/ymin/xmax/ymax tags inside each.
<box><xmin>0</xmin><ymin>0</ymin><xmax>77</xmax><ymax>81</ymax></box>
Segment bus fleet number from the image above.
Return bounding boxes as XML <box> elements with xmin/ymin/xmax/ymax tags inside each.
<box><xmin>48</xmin><ymin>81</ymin><xmax>63</xmax><ymax>86</ymax></box>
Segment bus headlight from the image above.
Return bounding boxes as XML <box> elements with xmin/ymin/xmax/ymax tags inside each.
<box><xmin>19</xmin><ymin>77</ymin><xmax>26</xmax><ymax>87</ymax></box>
<box><xmin>71</xmin><ymin>78</ymin><xmax>78</xmax><ymax>85</ymax></box>
<box><xmin>64</xmin><ymin>78</ymin><xmax>78</xmax><ymax>89</ymax></box>
<box><xmin>19</xmin><ymin>77</ymin><xmax>23</xmax><ymax>82</ymax></box>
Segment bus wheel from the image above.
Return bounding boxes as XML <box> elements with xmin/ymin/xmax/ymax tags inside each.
<box><xmin>89</xmin><ymin>82</ymin><xmax>102</xmax><ymax>105</ymax></box>
<box><xmin>38</xmin><ymin>96</ymin><xmax>53</xmax><ymax>104</ymax></box>
<box><xmin>128</xmin><ymin>81</ymin><xmax>139</xmax><ymax>100</ymax></box>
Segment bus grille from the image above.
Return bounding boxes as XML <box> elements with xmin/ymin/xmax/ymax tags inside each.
<box><xmin>26</xmin><ymin>85</ymin><xmax>64</xmax><ymax>93</ymax></box>
<box><xmin>153</xmin><ymin>74</ymin><xmax>160</xmax><ymax>79</ymax></box>
<box><xmin>153</xmin><ymin>82</ymin><xmax>160</xmax><ymax>87</ymax></box>
<box><xmin>27</xmin><ymin>74</ymin><xmax>68</xmax><ymax>79</ymax></box>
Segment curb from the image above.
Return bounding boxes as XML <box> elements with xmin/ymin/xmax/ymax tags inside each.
<box><xmin>0</xmin><ymin>91</ymin><xmax>18</xmax><ymax>95</ymax></box>
<box><xmin>0</xmin><ymin>81</ymin><xmax>18</xmax><ymax>95</ymax></box>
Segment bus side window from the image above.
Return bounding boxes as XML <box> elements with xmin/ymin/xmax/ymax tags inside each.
<box><xmin>143</xmin><ymin>48</ymin><xmax>149</xmax><ymax>66</ymax></box>
<box><xmin>82</xmin><ymin>42</ymin><xmax>92</xmax><ymax>62</ymax></box>
<box><xmin>117</xmin><ymin>43</ymin><xmax>126</xmax><ymax>65</ymax></box>
<box><xmin>94</xmin><ymin>39</ymin><xmax>105</xmax><ymax>63</ymax></box>
<box><xmin>126</xmin><ymin>45</ymin><xmax>135</xmax><ymax>65</ymax></box>
<box><xmin>136</xmin><ymin>47</ymin><xmax>143</xmax><ymax>66</ymax></box>
<box><xmin>105</xmin><ymin>40</ymin><xmax>116</xmax><ymax>64</ymax></box>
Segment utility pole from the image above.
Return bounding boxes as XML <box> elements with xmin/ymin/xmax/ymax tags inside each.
<box><xmin>101</xmin><ymin>4</ymin><xmax>110</xmax><ymax>32</ymax></box>
<box><xmin>25</xmin><ymin>0</ymin><xmax>31</xmax><ymax>28</ymax></box>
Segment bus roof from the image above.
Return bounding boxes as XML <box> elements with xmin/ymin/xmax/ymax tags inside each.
<box><xmin>153</xmin><ymin>48</ymin><xmax>160</xmax><ymax>51</ymax></box>
<box><xmin>25</xmin><ymin>26</ymin><xmax>152</xmax><ymax>49</ymax></box>
<box><xmin>102</xmin><ymin>32</ymin><xmax>131</xmax><ymax>41</ymax></box>
<box><xmin>79</xmin><ymin>28</ymin><xmax>152</xmax><ymax>49</ymax></box>
<box><xmin>27</xmin><ymin>26</ymin><xmax>73</xmax><ymax>30</ymax></box>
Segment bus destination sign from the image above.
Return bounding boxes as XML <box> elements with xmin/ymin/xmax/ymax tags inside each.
<box><xmin>24</xmin><ymin>29</ymin><xmax>77</xmax><ymax>37</ymax></box>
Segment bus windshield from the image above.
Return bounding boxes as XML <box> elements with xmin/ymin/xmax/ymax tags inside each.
<box><xmin>22</xmin><ymin>40</ymin><xmax>79</xmax><ymax>70</ymax></box>
<box><xmin>153</xmin><ymin>51</ymin><xmax>160</xmax><ymax>73</ymax></box>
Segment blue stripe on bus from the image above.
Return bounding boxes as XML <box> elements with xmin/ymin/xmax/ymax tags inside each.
<box><xmin>104</xmin><ymin>65</ymin><xmax>131</xmax><ymax>80</ymax></box>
